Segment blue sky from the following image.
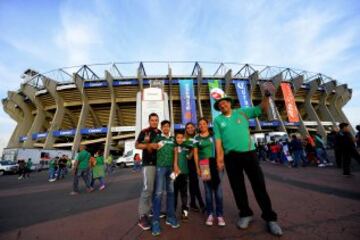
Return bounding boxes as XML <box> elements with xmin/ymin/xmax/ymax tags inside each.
<box><xmin>0</xmin><ymin>0</ymin><xmax>360</xmax><ymax>152</ymax></box>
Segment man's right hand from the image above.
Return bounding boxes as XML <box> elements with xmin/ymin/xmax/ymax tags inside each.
<box><xmin>216</xmin><ymin>156</ymin><xmax>225</xmax><ymax>171</ymax></box>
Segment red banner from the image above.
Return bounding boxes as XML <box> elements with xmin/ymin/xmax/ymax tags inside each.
<box><xmin>280</xmin><ymin>83</ymin><xmax>299</xmax><ymax>122</ymax></box>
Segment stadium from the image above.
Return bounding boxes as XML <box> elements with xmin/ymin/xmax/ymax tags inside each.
<box><xmin>1</xmin><ymin>61</ymin><xmax>354</xmax><ymax>158</ymax></box>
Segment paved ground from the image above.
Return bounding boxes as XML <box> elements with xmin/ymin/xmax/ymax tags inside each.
<box><xmin>0</xmin><ymin>154</ymin><xmax>359</xmax><ymax>240</ymax></box>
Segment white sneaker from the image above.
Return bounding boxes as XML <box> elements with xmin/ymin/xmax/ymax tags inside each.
<box><xmin>268</xmin><ymin>221</ymin><xmax>283</xmax><ymax>236</ymax></box>
<box><xmin>237</xmin><ymin>216</ymin><xmax>253</xmax><ymax>229</ymax></box>
<box><xmin>49</xmin><ymin>178</ymin><xmax>56</xmax><ymax>182</ymax></box>
<box><xmin>206</xmin><ymin>214</ymin><xmax>214</xmax><ymax>226</ymax></box>
<box><xmin>217</xmin><ymin>216</ymin><xmax>226</xmax><ymax>227</ymax></box>
<box><xmin>318</xmin><ymin>163</ymin><xmax>326</xmax><ymax>168</ymax></box>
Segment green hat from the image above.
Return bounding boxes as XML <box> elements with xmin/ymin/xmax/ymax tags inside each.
<box><xmin>211</xmin><ymin>88</ymin><xmax>233</xmax><ymax>111</ymax></box>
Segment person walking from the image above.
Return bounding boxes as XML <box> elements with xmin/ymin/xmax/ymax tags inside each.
<box><xmin>338</xmin><ymin>123</ymin><xmax>360</xmax><ymax>176</ymax></box>
<box><xmin>91</xmin><ymin>150</ymin><xmax>106</xmax><ymax>190</ymax></box>
<box><xmin>290</xmin><ymin>135</ymin><xmax>307</xmax><ymax>167</ymax></box>
<box><xmin>70</xmin><ymin>145</ymin><xmax>93</xmax><ymax>195</ymax></box>
<box><xmin>136</xmin><ymin>113</ymin><xmax>161</xmax><ymax>231</ymax></box>
<box><xmin>213</xmin><ymin>89</ymin><xmax>283</xmax><ymax>236</ymax></box>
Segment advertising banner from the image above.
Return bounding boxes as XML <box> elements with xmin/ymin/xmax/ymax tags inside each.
<box><xmin>234</xmin><ymin>80</ymin><xmax>256</xmax><ymax>126</ymax></box>
<box><xmin>280</xmin><ymin>83</ymin><xmax>300</xmax><ymax>123</ymax></box>
<box><xmin>208</xmin><ymin>80</ymin><xmax>222</xmax><ymax>120</ymax></box>
<box><xmin>260</xmin><ymin>82</ymin><xmax>279</xmax><ymax>121</ymax></box>
<box><xmin>179</xmin><ymin>79</ymin><xmax>197</xmax><ymax>124</ymax></box>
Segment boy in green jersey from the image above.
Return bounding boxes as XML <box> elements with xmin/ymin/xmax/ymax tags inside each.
<box><xmin>151</xmin><ymin>120</ymin><xmax>179</xmax><ymax>236</ymax></box>
<box><xmin>174</xmin><ymin>130</ymin><xmax>190</xmax><ymax>221</ymax></box>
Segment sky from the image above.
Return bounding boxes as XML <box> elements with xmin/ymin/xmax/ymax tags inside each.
<box><xmin>0</xmin><ymin>0</ymin><xmax>360</xmax><ymax>153</ymax></box>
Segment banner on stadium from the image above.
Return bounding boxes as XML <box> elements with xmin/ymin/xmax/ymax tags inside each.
<box><xmin>179</xmin><ymin>79</ymin><xmax>197</xmax><ymax>124</ymax></box>
<box><xmin>234</xmin><ymin>80</ymin><xmax>256</xmax><ymax>126</ymax></box>
<box><xmin>83</xmin><ymin>81</ymin><xmax>108</xmax><ymax>88</ymax></box>
<box><xmin>80</xmin><ymin>127</ymin><xmax>108</xmax><ymax>135</ymax></box>
<box><xmin>208</xmin><ymin>80</ymin><xmax>222</xmax><ymax>120</ymax></box>
<box><xmin>260</xmin><ymin>82</ymin><xmax>279</xmax><ymax>121</ymax></box>
<box><xmin>32</xmin><ymin>132</ymin><xmax>48</xmax><ymax>140</ymax></box>
<box><xmin>52</xmin><ymin>129</ymin><xmax>76</xmax><ymax>137</ymax></box>
<box><xmin>280</xmin><ymin>83</ymin><xmax>300</xmax><ymax>123</ymax></box>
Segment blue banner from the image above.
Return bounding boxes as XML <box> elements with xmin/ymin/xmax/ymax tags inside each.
<box><xmin>234</xmin><ymin>80</ymin><xmax>256</xmax><ymax>126</ymax></box>
<box><xmin>32</xmin><ymin>132</ymin><xmax>48</xmax><ymax>140</ymax></box>
<box><xmin>113</xmin><ymin>80</ymin><xmax>138</xmax><ymax>86</ymax></box>
<box><xmin>179</xmin><ymin>79</ymin><xmax>197</xmax><ymax>124</ymax></box>
<box><xmin>84</xmin><ymin>81</ymin><xmax>108</xmax><ymax>88</ymax></box>
<box><xmin>53</xmin><ymin>129</ymin><xmax>76</xmax><ymax>137</ymax></box>
<box><xmin>80</xmin><ymin>127</ymin><xmax>108</xmax><ymax>135</ymax></box>
<box><xmin>19</xmin><ymin>136</ymin><xmax>28</xmax><ymax>142</ymax></box>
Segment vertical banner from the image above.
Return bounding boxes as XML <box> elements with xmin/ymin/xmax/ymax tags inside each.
<box><xmin>260</xmin><ymin>82</ymin><xmax>279</xmax><ymax>121</ymax></box>
<box><xmin>280</xmin><ymin>83</ymin><xmax>300</xmax><ymax>122</ymax></box>
<box><xmin>208</xmin><ymin>80</ymin><xmax>222</xmax><ymax>120</ymax></box>
<box><xmin>179</xmin><ymin>79</ymin><xmax>197</xmax><ymax>124</ymax></box>
<box><xmin>234</xmin><ymin>80</ymin><xmax>256</xmax><ymax>126</ymax></box>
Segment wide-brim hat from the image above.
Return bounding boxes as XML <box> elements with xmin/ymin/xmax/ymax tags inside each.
<box><xmin>210</xmin><ymin>88</ymin><xmax>233</xmax><ymax>111</ymax></box>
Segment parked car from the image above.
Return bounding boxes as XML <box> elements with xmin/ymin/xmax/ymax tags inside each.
<box><xmin>115</xmin><ymin>149</ymin><xmax>138</xmax><ymax>168</ymax></box>
<box><xmin>0</xmin><ymin>160</ymin><xmax>18</xmax><ymax>175</ymax></box>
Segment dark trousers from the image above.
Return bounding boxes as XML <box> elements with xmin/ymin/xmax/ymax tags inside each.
<box><xmin>224</xmin><ymin>150</ymin><xmax>277</xmax><ymax>222</ymax></box>
<box><xmin>174</xmin><ymin>173</ymin><xmax>188</xmax><ymax>211</ymax></box>
<box><xmin>188</xmin><ymin>159</ymin><xmax>205</xmax><ymax>208</ymax></box>
<box><xmin>334</xmin><ymin>149</ymin><xmax>342</xmax><ymax>168</ymax></box>
<box><xmin>343</xmin><ymin>150</ymin><xmax>360</xmax><ymax>175</ymax></box>
<box><xmin>73</xmin><ymin>169</ymin><xmax>91</xmax><ymax>192</ymax></box>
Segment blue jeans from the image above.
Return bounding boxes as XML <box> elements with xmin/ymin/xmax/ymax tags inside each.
<box><xmin>316</xmin><ymin>148</ymin><xmax>329</xmax><ymax>164</ymax></box>
<box><xmin>48</xmin><ymin>168</ymin><xmax>56</xmax><ymax>179</ymax></box>
<box><xmin>72</xmin><ymin>168</ymin><xmax>91</xmax><ymax>192</ymax></box>
<box><xmin>293</xmin><ymin>150</ymin><xmax>306</xmax><ymax>167</ymax></box>
<box><xmin>203</xmin><ymin>171</ymin><xmax>224</xmax><ymax>217</ymax></box>
<box><xmin>152</xmin><ymin>167</ymin><xmax>176</xmax><ymax>222</ymax></box>
<box><xmin>91</xmin><ymin>176</ymin><xmax>105</xmax><ymax>187</ymax></box>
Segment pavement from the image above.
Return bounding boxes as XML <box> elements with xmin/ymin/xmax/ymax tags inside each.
<box><xmin>0</xmin><ymin>155</ymin><xmax>359</xmax><ymax>240</ymax></box>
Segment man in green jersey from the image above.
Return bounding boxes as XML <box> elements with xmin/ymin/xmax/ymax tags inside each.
<box><xmin>70</xmin><ymin>145</ymin><xmax>93</xmax><ymax>195</ymax></box>
<box><xmin>151</xmin><ymin>120</ymin><xmax>179</xmax><ymax>236</ymax></box>
<box><xmin>213</xmin><ymin>89</ymin><xmax>283</xmax><ymax>236</ymax></box>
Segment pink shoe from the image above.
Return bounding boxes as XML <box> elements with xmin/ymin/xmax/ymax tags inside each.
<box><xmin>99</xmin><ymin>185</ymin><xmax>106</xmax><ymax>191</ymax></box>
<box><xmin>206</xmin><ymin>215</ymin><xmax>214</xmax><ymax>226</ymax></box>
<box><xmin>217</xmin><ymin>216</ymin><xmax>226</xmax><ymax>227</ymax></box>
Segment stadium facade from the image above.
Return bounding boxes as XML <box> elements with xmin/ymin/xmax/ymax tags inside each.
<box><xmin>1</xmin><ymin>61</ymin><xmax>353</xmax><ymax>157</ymax></box>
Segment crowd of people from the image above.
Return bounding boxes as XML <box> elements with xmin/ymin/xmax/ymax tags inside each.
<box><xmin>135</xmin><ymin>89</ymin><xmax>283</xmax><ymax>237</ymax></box>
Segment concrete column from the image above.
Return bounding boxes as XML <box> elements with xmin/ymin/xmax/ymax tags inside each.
<box><xmin>270</xmin><ymin>73</ymin><xmax>287</xmax><ymax>133</ymax></box>
<box><xmin>196</xmin><ymin>68</ymin><xmax>204</xmax><ymax>118</ymax></box>
<box><xmin>291</xmin><ymin>75</ymin><xmax>309</xmax><ymax>137</ymax></box>
<box><xmin>42</xmin><ymin>78</ymin><xmax>65</xmax><ymax>149</ymax></box>
<box><xmin>319</xmin><ymin>81</ymin><xmax>336</xmax><ymax>127</ymax></box>
<box><xmin>168</xmin><ymin>67</ymin><xmax>175</xmax><ymax>133</ymax></box>
<box><xmin>327</xmin><ymin>82</ymin><xmax>343</xmax><ymax>124</ymax></box>
<box><xmin>305</xmin><ymin>79</ymin><xmax>326</xmax><ymax>138</ymax></box>
<box><xmin>2</xmin><ymin>99</ymin><xmax>24</xmax><ymax>148</ymax></box>
<box><xmin>21</xmin><ymin>84</ymin><xmax>47</xmax><ymax>148</ymax></box>
<box><xmin>249</xmin><ymin>71</ymin><xmax>262</xmax><ymax>131</ymax></box>
<box><xmin>104</xmin><ymin>71</ymin><xmax>116</xmax><ymax>159</ymax></box>
<box><xmin>224</xmin><ymin>70</ymin><xmax>232</xmax><ymax>95</ymax></box>
<box><xmin>335</xmin><ymin>85</ymin><xmax>355</xmax><ymax>135</ymax></box>
<box><xmin>72</xmin><ymin>74</ymin><xmax>90</xmax><ymax>155</ymax></box>
<box><xmin>7</xmin><ymin>91</ymin><xmax>34</xmax><ymax>147</ymax></box>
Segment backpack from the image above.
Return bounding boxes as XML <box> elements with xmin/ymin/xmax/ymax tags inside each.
<box><xmin>90</xmin><ymin>156</ymin><xmax>97</xmax><ymax>168</ymax></box>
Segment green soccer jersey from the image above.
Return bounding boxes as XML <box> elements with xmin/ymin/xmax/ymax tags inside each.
<box><xmin>76</xmin><ymin>150</ymin><xmax>91</xmax><ymax>170</ymax></box>
<box><xmin>155</xmin><ymin>134</ymin><xmax>175</xmax><ymax>167</ymax></box>
<box><xmin>176</xmin><ymin>143</ymin><xmax>190</xmax><ymax>174</ymax></box>
<box><xmin>214</xmin><ymin>106</ymin><xmax>262</xmax><ymax>154</ymax></box>
<box><xmin>194</xmin><ymin>134</ymin><xmax>215</xmax><ymax>160</ymax></box>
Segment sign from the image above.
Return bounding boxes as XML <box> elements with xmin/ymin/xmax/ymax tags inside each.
<box><xmin>19</xmin><ymin>136</ymin><xmax>28</xmax><ymax>142</ymax></box>
<box><xmin>83</xmin><ymin>81</ymin><xmax>108</xmax><ymax>88</ymax></box>
<box><xmin>52</xmin><ymin>129</ymin><xmax>76</xmax><ymax>137</ymax></box>
<box><xmin>80</xmin><ymin>127</ymin><xmax>108</xmax><ymax>135</ymax></box>
<box><xmin>111</xmin><ymin>126</ymin><xmax>136</xmax><ymax>132</ymax></box>
<box><xmin>234</xmin><ymin>79</ymin><xmax>256</xmax><ymax>127</ymax></box>
<box><xmin>208</xmin><ymin>80</ymin><xmax>222</xmax><ymax>120</ymax></box>
<box><xmin>113</xmin><ymin>80</ymin><xmax>138</xmax><ymax>86</ymax></box>
<box><xmin>280</xmin><ymin>83</ymin><xmax>300</xmax><ymax>123</ymax></box>
<box><xmin>179</xmin><ymin>79</ymin><xmax>197</xmax><ymax>124</ymax></box>
<box><xmin>32</xmin><ymin>132</ymin><xmax>48</xmax><ymax>140</ymax></box>
<box><xmin>141</xmin><ymin>88</ymin><xmax>166</xmax><ymax>130</ymax></box>
<box><xmin>260</xmin><ymin>82</ymin><xmax>278</xmax><ymax>121</ymax></box>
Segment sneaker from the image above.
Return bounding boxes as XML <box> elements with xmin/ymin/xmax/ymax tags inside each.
<box><xmin>18</xmin><ymin>176</ymin><xmax>23</xmax><ymax>180</ymax></box>
<box><xmin>138</xmin><ymin>215</ymin><xmax>151</xmax><ymax>231</ymax></box>
<box><xmin>49</xmin><ymin>178</ymin><xmax>56</xmax><ymax>182</ymax></box>
<box><xmin>268</xmin><ymin>221</ymin><xmax>283</xmax><ymax>236</ymax></box>
<box><xmin>205</xmin><ymin>214</ymin><xmax>214</xmax><ymax>226</ymax></box>
<box><xmin>99</xmin><ymin>185</ymin><xmax>106</xmax><ymax>191</ymax></box>
<box><xmin>69</xmin><ymin>191</ymin><xmax>79</xmax><ymax>196</ymax></box>
<box><xmin>151</xmin><ymin>221</ymin><xmax>161</xmax><ymax>236</ymax></box>
<box><xmin>217</xmin><ymin>216</ymin><xmax>226</xmax><ymax>227</ymax></box>
<box><xmin>318</xmin><ymin>163</ymin><xmax>326</xmax><ymax>168</ymax></box>
<box><xmin>166</xmin><ymin>217</ymin><xmax>180</xmax><ymax>228</ymax></box>
<box><xmin>190</xmin><ymin>205</ymin><xmax>200</xmax><ymax>212</ymax></box>
<box><xmin>181</xmin><ymin>210</ymin><xmax>189</xmax><ymax>221</ymax></box>
<box><xmin>237</xmin><ymin>216</ymin><xmax>253</xmax><ymax>229</ymax></box>
<box><xmin>160</xmin><ymin>211</ymin><xmax>166</xmax><ymax>219</ymax></box>
<box><xmin>86</xmin><ymin>187</ymin><xmax>94</xmax><ymax>193</ymax></box>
